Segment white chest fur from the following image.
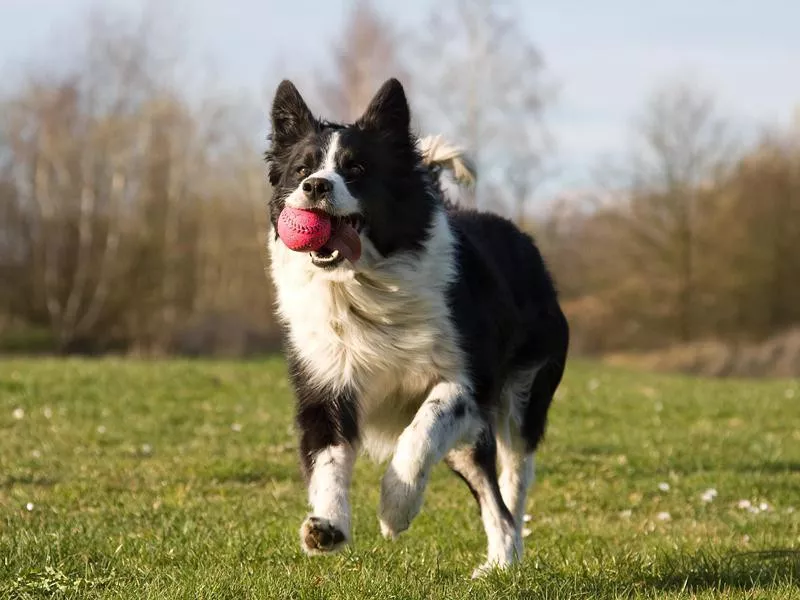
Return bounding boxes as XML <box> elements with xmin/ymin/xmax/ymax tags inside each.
<box><xmin>269</xmin><ymin>211</ymin><xmax>464</xmax><ymax>459</ymax></box>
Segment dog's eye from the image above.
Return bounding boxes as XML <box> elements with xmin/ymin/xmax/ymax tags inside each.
<box><xmin>344</xmin><ymin>164</ymin><xmax>364</xmax><ymax>179</ymax></box>
<box><xmin>295</xmin><ymin>165</ymin><xmax>310</xmax><ymax>179</ymax></box>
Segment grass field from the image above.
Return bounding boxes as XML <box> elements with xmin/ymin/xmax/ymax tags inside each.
<box><xmin>1</xmin><ymin>358</ymin><xmax>798</xmax><ymax>599</ymax></box>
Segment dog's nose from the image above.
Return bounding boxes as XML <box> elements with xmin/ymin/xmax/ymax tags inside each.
<box><xmin>302</xmin><ymin>177</ymin><xmax>333</xmax><ymax>201</ymax></box>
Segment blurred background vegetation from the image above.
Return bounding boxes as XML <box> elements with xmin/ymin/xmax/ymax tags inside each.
<box><xmin>1</xmin><ymin>0</ymin><xmax>799</xmax><ymax>377</ymax></box>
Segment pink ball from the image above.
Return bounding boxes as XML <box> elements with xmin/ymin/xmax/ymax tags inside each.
<box><xmin>277</xmin><ymin>207</ymin><xmax>332</xmax><ymax>252</ymax></box>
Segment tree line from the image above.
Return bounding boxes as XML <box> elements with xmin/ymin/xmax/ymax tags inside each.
<box><xmin>542</xmin><ymin>86</ymin><xmax>800</xmax><ymax>354</ymax></box>
<box><xmin>0</xmin><ymin>9</ymin><xmax>274</xmax><ymax>354</ymax></box>
<box><xmin>1</xmin><ymin>1</ymin><xmax>798</xmax><ymax>359</ymax></box>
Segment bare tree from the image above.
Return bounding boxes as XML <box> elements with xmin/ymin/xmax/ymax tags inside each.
<box><xmin>314</xmin><ymin>0</ymin><xmax>410</xmax><ymax>121</ymax></box>
<box><xmin>618</xmin><ymin>81</ymin><xmax>733</xmax><ymax>342</ymax></box>
<box><xmin>716</xmin><ymin>132</ymin><xmax>800</xmax><ymax>337</ymax></box>
<box><xmin>414</xmin><ymin>0</ymin><xmax>551</xmax><ymax>213</ymax></box>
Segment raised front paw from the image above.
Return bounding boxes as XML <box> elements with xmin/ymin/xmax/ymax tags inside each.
<box><xmin>378</xmin><ymin>464</ymin><xmax>426</xmax><ymax>539</ymax></box>
<box><xmin>299</xmin><ymin>516</ymin><xmax>348</xmax><ymax>555</ymax></box>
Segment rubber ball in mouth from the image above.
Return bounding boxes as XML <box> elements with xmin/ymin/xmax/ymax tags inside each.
<box><xmin>277</xmin><ymin>207</ymin><xmax>332</xmax><ymax>252</ymax></box>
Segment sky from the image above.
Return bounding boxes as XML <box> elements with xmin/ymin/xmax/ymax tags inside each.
<box><xmin>2</xmin><ymin>0</ymin><xmax>799</xmax><ymax>198</ymax></box>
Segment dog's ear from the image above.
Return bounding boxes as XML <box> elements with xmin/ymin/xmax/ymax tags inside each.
<box><xmin>356</xmin><ymin>78</ymin><xmax>410</xmax><ymax>134</ymax></box>
<box><xmin>270</xmin><ymin>80</ymin><xmax>316</xmax><ymax>147</ymax></box>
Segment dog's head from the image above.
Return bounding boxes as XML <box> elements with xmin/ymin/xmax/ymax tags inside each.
<box><xmin>265</xmin><ymin>78</ymin><xmax>436</xmax><ymax>272</ymax></box>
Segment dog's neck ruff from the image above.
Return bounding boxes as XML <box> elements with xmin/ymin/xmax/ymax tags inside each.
<box><xmin>269</xmin><ymin>208</ymin><xmax>464</xmax><ymax>413</ymax></box>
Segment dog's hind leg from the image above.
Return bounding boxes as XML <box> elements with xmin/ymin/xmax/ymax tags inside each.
<box><xmin>496</xmin><ymin>366</ymin><xmax>540</xmax><ymax>544</ymax></box>
<box><xmin>498</xmin><ymin>308</ymin><xmax>569</xmax><ymax>546</ymax></box>
<box><xmin>446</xmin><ymin>428</ymin><xmax>520</xmax><ymax>579</ymax></box>
<box><xmin>497</xmin><ymin>439</ymin><xmax>535</xmax><ymax>542</ymax></box>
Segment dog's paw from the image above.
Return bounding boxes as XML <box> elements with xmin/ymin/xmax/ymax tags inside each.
<box><xmin>471</xmin><ymin>561</ymin><xmax>498</xmax><ymax>580</ymax></box>
<box><xmin>299</xmin><ymin>516</ymin><xmax>348</xmax><ymax>555</ymax></box>
<box><xmin>378</xmin><ymin>464</ymin><xmax>426</xmax><ymax>539</ymax></box>
<box><xmin>470</xmin><ymin>537</ymin><xmax>521</xmax><ymax>579</ymax></box>
<box><xmin>471</xmin><ymin>557</ymin><xmax>514</xmax><ymax>579</ymax></box>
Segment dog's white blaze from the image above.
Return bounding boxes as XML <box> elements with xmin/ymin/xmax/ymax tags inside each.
<box><xmin>270</xmin><ymin>209</ymin><xmax>465</xmax><ymax>461</ymax></box>
<box><xmin>306</xmin><ymin>444</ymin><xmax>356</xmax><ymax>540</ymax></box>
<box><xmin>322</xmin><ymin>131</ymin><xmax>340</xmax><ymax>171</ymax></box>
<box><xmin>283</xmin><ymin>133</ymin><xmax>360</xmax><ymax>215</ymax></box>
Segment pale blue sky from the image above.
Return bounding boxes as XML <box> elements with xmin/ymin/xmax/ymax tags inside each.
<box><xmin>2</xmin><ymin>0</ymin><xmax>799</xmax><ymax>196</ymax></box>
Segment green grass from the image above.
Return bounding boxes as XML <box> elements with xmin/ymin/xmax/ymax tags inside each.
<box><xmin>1</xmin><ymin>358</ymin><xmax>798</xmax><ymax>599</ymax></box>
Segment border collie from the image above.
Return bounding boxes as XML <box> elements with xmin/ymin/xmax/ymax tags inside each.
<box><xmin>265</xmin><ymin>78</ymin><xmax>569</xmax><ymax>577</ymax></box>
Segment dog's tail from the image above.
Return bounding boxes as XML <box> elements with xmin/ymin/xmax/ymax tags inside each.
<box><xmin>417</xmin><ymin>135</ymin><xmax>477</xmax><ymax>190</ymax></box>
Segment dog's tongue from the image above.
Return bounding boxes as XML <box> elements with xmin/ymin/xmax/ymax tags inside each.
<box><xmin>327</xmin><ymin>222</ymin><xmax>362</xmax><ymax>263</ymax></box>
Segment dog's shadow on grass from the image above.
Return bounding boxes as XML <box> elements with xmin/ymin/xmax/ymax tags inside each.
<box><xmin>641</xmin><ymin>549</ymin><xmax>800</xmax><ymax>593</ymax></box>
<box><xmin>0</xmin><ymin>474</ymin><xmax>59</xmax><ymax>488</ymax></box>
<box><xmin>735</xmin><ymin>460</ymin><xmax>800</xmax><ymax>475</ymax></box>
<box><xmin>482</xmin><ymin>549</ymin><xmax>799</xmax><ymax>596</ymax></box>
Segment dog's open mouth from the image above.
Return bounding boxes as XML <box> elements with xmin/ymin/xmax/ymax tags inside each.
<box><xmin>310</xmin><ymin>214</ymin><xmax>364</xmax><ymax>269</ymax></box>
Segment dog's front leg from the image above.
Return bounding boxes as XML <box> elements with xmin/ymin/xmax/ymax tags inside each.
<box><xmin>296</xmin><ymin>396</ymin><xmax>358</xmax><ymax>555</ymax></box>
<box><xmin>379</xmin><ymin>380</ymin><xmax>481</xmax><ymax>538</ymax></box>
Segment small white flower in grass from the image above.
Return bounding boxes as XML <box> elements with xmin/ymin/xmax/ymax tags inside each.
<box><xmin>619</xmin><ymin>509</ymin><xmax>632</xmax><ymax>519</ymax></box>
<box><xmin>658</xmin><ymin>482</ymin><xmax>670</xmax><ymax>492</ymax></box>
<box><xmin>25</xmin><ymin>502</ymin><xmax>34</xmax><ymax>511</ymax></box>
<box><xmin>97</xmin><ymin>425</ymin><xmax>106</xmax><ymax>434</ymax></box>
<box><xmin>43</xmin><ymin>407</ymin><xmax>52</xmax><ymax>419</ymax></box>
<box><xmin>737</xmin><ymin>499</ymin><xmax>752</xmax><ymax>510</ymax></box>
<box><xmin>522</xmin><ymin>527</ymin><xmax>532</xmax><ymax>538</ymax></box>
<box><xmin>758</xmin><ymin>502</ymin><xmax>770</xmax><ymax>512</ymax></box>
<box><xmin>700</xmin><ymin>488</ymin><xmax>718</xmax><ymax>503</ymax></box>
<box><xmin>656</xmin><ymin>511</ymin><xmax>671</xmax><ymax>521</ymax></box>
<box><xmin>231</xmin><ymin>423</ymin><xmax>243</xmax><ymax>433</ymax></box>
<box><xmin>523</xmin><ymin>514</ymin><xmax>532</xmax><ymax>523</ymax></box>
<box><xmin>12</xmin><ymin>407</ymin><xmax>24</xmax><ymax>420</ymax></box>
<box><xmin>140</xmin><ymin>443</ymin><xmax>153</xmax><ymax>456</ymax></box>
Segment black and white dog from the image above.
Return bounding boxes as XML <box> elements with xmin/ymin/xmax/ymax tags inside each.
<box><xmin>265</xmin><ymin>78</ymin><xmax>568</xmax><ymax>577</ymax></box>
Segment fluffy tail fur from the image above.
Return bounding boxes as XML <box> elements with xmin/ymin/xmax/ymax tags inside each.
<box><xmin>417</xmin><ymin>135</ymin><xmax>477</xmax><ymax>189</ymax></box>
